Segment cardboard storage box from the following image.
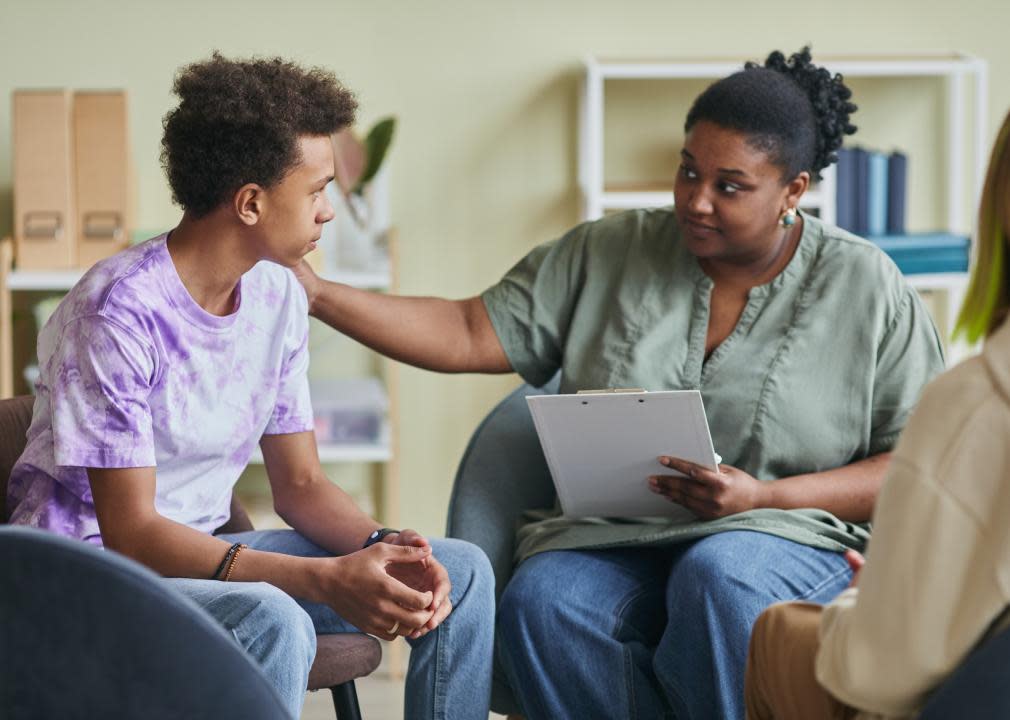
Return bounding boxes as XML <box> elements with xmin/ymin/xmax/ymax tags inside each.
<box><xmin>12</xmin><ymin>90</ymin><xmax>77</xmax><ymax>270</ymax></box>
<box><xmin>73</xmin><ymin>91</ymin><xmax>131</xmax><ymax>268</ymax></box>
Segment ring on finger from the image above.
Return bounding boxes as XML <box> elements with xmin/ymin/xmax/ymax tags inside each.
<box><xmin>386</xmin><ymin>620</ymin><xmax>399</xmax><ymax>635</ymax></box>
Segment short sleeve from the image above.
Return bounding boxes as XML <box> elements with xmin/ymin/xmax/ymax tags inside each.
<box><xmin>481</xmin><ymin>225</ymin><xmax>589</xmax><ymax>387</ymax></box>
<box><xmin>51</xmin><ymin>315</ymin><xmax>158</xmax><ymax>468</ymax></box>
<box><xmin>263</xmin><ymin>287</ymin><xmax>314</xmax><ymax>436</ymax></box>
<box><xmin>869</xmin><ymin>288</ymin><xmax>946</xmax><ymax>454</ymax></box>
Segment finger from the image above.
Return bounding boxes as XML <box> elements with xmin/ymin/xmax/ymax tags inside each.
<box><xmin>386</xmin><ymin>580</ymin><xmax>434</xmax><ymax>611</ymax></box>
<box><xmin>426</xmin><ymin>559</ymin><xmax>452</xmax><ymax>608</ymax></box>
<box><xmin>373</xmin><ymin>564</ymin><xmax>434</xmax><ymax>609</ymax></box>
<box><xmin>379</xmin><ymin>601</ymin><xmax>434</xmax><ymax>632</ymax></box>
<box><xmin>396</xmin><ymin>528</ymin><xmax>431</xmax><ymax>548</ymax></box>
<box><xmin>658</xmin><ymin>455</ymin><xmax>697</xmax><ymax>475</ymax></box>
<box><xmin>649</xmin><ymin>477</ymin><xmax>722</xmax><ymax>518</ymax></box>
<box><xmin>377</xmin><ymin>543</ymin><xmax>432</xmax><ymax>565</ymax></box>
<box><xmin>658</xmin><ymin>455</ymin><xmax>710</xmax><ymax>475</ymax></box>
<box><xmin>660</xmin><ymin>455</ymin><xmax>725</xmax><ymax>480</ymax></box>
<box><xmin>424</xmin><ymin>598</ymin><xmax>453</xmax><ymax>632</ymax></box>
<box><xmin>844</xmin><ymin>549</ymin><xmax>866</xmax><ymax>573</ymax></box>
<box><xmin>649</xmin><ymin>475</ymin><xmax>711</xmax><ymax>504</ymax></box>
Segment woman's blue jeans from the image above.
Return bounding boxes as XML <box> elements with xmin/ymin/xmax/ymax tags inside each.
<box><xmin>168</xmin><ymin>531</ymin><xmax>495</xmax><ymax>720</ymax></box>
<box><xmin>496</xmin><ymin>530</ymin><xmax>852</xmax><ymax>720</ymax></box>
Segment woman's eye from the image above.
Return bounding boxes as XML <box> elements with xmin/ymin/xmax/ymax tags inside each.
<box><xmin>719</xmin><ymin>183</ymin><xmax>739</xmax><ymax>194</ymax></box>
<box><xmin>679</xmin><ymin>164</ymin><xmax>697</xmax><ymax>179</ymax></box>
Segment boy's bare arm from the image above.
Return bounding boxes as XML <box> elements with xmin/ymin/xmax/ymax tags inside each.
<box><xmin>87</xmin><ymin>465</ymin><xmax>434</xmax><ymax>638</ymax></box>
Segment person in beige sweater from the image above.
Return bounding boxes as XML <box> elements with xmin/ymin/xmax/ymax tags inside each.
<box><xmin>744</xmin><ymin>106</ymin><xmax>1010</xmax><ymax>720</ymax></box>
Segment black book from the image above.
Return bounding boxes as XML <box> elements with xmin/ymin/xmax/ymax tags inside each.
<box><xmin>887</xmin><ymin>151</ymin><xmax>908</xmax><ymax>235</ymax></box>
<box><xmin>835</xmin><ymin>147</ymin><xmax>857</xmax><ymax>232</ymax></box>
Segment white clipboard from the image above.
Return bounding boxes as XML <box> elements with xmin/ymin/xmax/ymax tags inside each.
<box><xmin>526</xmin><ymin>390</ymin><xmax>719</xmax><ymax>519</ymax></box>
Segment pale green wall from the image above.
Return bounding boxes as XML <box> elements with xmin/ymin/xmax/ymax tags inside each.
<box><xmin>2</xmin><ymin>1</ymin><xmax>1009</xmax><ymax>535</ymax></box>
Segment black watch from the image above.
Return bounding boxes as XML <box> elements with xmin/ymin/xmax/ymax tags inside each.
<box><xmin>363</xmin><ymin>527</ymin><xmax>400</xmax><ymax>549</ymax></box>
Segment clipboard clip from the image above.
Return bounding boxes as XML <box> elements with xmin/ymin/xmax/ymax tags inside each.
<box><xmin>576</xmin><ymin>388</ymin><xmax>646</xmax><ymax>395</ymax></box>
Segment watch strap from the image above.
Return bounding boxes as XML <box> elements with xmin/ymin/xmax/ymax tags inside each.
<box><xmin>363</xmin><ymin>527</ymin><xmax>400</xmax><ymax>548</ymax></box>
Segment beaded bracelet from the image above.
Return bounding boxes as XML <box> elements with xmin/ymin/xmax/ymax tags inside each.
<box><xmin>213</xmin><ymin>543</ymin><xmax>243</xmax><ymax>580</ymax></box>
<box><xmin>222</xmin><ymin>544</ymin><xmax>248</xmax><ymax>582</ymax></box>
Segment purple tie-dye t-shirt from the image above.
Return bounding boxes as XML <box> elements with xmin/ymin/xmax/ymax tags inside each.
<box><xmin>6</xmin><ymin>235</ymin><xmax>314</xmax><ymax>544</ymax></box>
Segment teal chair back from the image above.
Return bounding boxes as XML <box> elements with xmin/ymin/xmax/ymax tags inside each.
<box><xmin>445</xmin><ymin>376</ymin><xmax>559</xmax><ymax>715</ymax></box>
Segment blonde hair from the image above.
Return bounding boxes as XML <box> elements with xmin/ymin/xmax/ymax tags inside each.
<box><xmin>954</xmin><ymin>110</ymin><xmax>1010</xmax><ymax>342</ymax></box>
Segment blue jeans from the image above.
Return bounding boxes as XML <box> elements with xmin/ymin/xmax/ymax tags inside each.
<box><xmin>496</xmin><ymin>530</ymin><xmax>852</xmax><ymax>720</ymax></box>
<box><xmin>168</xmin><ymin>531</ymin><xmax>495</xmax><ymax>720</ymax></box>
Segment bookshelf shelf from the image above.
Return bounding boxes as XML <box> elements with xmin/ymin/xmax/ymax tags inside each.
<box><xmin>579</xmin><ymin>53</ymin><xmax>988</xmax><ymax>361</ymax></box>
<box><xmin>1</xmin><ymin>265</ymin><xmax>393</xmax><ymax>293</ymax></box>
<box><xmin>248</xmin><ymin>421</ymin><xmax>392</xmax><ymax>465</ymax></box>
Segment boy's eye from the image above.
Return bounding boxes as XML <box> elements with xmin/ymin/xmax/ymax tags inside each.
<box><xmin>679</xmin><ymin>164</ymin><xmax>697</xmax><ymax>179</ymax></box>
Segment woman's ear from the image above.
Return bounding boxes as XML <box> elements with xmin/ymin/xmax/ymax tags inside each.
<box><xmin>233</xmin><ymin>183</ymin><xmax>263</xmax><ymax>226</ymax></box>
<box><xmin>784</xmin><ymin>171</ymin><xmax>810</xmax><ymax>208</ymax></box>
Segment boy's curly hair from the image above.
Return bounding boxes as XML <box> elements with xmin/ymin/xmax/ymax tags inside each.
<box><xmin>161</xmin><ymin>52</ymin><xmax>357</xmax><ymax>216</ymax></box>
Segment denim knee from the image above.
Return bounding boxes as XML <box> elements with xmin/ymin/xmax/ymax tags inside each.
<box><xmin>435</xmin><ymin>538</ymin><xmax>495</xmax><ymax>609</ymax></box>
<box><xmin>497</xmin><ymin>559</ymin><xmax>560</xmax><ymax>640</ymax></box>
<box><xmin>228</xmin><ymin>582</ymin><xmax>316</xmax><ymax>668</ymax></box>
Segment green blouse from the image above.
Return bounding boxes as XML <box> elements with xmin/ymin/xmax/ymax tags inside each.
<box><xmin>481</xmin><ymin>208</ymin><xmax>945</xmax><ymax>562</ymax></box>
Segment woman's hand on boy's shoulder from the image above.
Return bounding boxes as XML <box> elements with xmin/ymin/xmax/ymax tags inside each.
<box><xmin>291</xmin><ymin>260</ymin><xmax>322</xmax><ymax>314</ymax></box>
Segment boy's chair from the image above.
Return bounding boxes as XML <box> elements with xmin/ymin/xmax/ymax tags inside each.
<box><xmin>0</xmin><ymin>395</ymin><xmax>380</xmax><ymax>720</ymax></box>
<box><xmin>445</xmin><ymin>376</ymin><xmax>559</xmax><ymax>715</ymax></box>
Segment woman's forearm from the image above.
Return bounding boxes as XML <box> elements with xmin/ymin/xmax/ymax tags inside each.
<box><xmin>762</xmin><ymin>452</ymin><xmax>891</xmax><ymax>522</ymax></box>
<box><xmin>309</xmin><ymin>277</ymin><xmax>511</xmax><ymax>373</ymax></box>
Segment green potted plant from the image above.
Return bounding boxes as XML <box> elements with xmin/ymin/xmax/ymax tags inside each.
<box><xmin>319</xmin><ymin>116</ymin><xmax>396</xmax><ymax>271</ymax></box>
<box><xmin>332</xmin><ymin>116</ymin><xmax>396</xmax><ymax>230</ymax></box>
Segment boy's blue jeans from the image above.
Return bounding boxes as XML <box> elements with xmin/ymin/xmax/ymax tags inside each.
<box><xmin>168</xmin><ymin>531</ymin><xmax>495</xmax><ymax>720</ymax></box>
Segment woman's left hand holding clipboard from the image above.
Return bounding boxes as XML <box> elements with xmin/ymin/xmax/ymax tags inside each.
<box><xmin>648</xmin><ymin>456</ymin><xmax>770</xmax><ymax>520</ymax></box>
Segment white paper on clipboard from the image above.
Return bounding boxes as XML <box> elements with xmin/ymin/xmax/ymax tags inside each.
<box><xmin>526</xmin><ymin>390</ymin><xmax>719</xmax><ymax>519</ymax></box>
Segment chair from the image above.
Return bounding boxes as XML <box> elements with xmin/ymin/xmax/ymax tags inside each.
<box><xmin>0</xmin><ymin>524</ymin><xmax>291</xmax><ymax>719</ymax></box>
<box><xmin>446</xmin><ymin>380</ymin><xmax>1010</xmax><ymax>718</ymax></box>
<box><xmin>445</xmin><ymin>377</ymin><xmax>559</xmax><ymax>716</ymax></box>
<box><xmin>0</xmin><ymin>395</ymin><xmax>380</xmax><ymax>720</ymax></box>
<box><xmin>917</xmin><ymin>622</ymin><xmax>1010</xmax><ymax>718</ymax></box>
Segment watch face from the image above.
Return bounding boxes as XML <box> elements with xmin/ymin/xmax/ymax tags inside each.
<box><xmin>364</xmin><ymin>528</ymin><xmax>399</xmax><ymax>548</ymax></box>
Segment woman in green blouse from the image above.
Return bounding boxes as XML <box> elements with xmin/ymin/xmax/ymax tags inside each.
<box><xmin>296</xmin><ymin>47</ymin><xmax>944</xmax><ymax>720</ymax></box>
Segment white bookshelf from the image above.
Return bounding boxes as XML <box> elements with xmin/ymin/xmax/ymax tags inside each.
<box><xmin>579</xmin><ymin>53</ymin><xmax>988</xmax><ymax>228</ymax></box>
<box><xmin>579</xmin><ymin>53</ymin><xmax>988</xmax><ymax>362</ymax></box>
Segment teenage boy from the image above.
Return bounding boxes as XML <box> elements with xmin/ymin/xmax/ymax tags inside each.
<box><xmin>6</xmin><ymin>53</ymin><xmax>494</xmax><ymax>720</ymax></box>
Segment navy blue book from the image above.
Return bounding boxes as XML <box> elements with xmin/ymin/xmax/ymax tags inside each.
<box><xmin>887</xmin><ymin>151</ymin><xmax>908</xmax><ymax>235</ymax></box>
<box><xmin>870</xmin><ymin>232</ymin><xmax>969</xmax><ymax>274</ymax></box>
<box><xmin>852</xmin><ymin>147</ymin><xmax>870</xmax><ymax>236</ymax></box>
<box><xmin>834</xmin><ymin>147</ymin><xmax>856</xmax><ymax>232</ymax></box>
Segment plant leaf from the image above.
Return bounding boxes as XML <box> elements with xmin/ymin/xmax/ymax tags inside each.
<box><xmin>331</xmin><ymin>129</ymin><xmax>366</xmax><ymax>196</ymax></box>
<box><xmin>355</xmin><ymin>116</ymin><xmax>396</xmax><ymax>193</ymax></box>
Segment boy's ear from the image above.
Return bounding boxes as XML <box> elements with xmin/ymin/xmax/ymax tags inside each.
<box><xmin>234</xmin><ymin>183</ymin><xmax>264</xmax><ymax>226</ymax></box>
